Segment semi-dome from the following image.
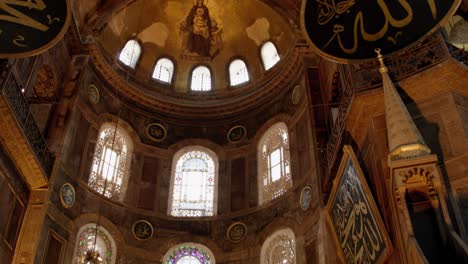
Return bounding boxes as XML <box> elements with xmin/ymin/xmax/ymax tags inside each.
<box><xmin>88</xmin><ymin>0</ymin><xmax>301</xmax><ymax>119</ymax></box>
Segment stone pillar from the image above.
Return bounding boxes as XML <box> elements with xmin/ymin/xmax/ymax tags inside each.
<box><xmin>12</xmin><ymin>188</ymin><xmax>49</xmax><ymax>264</ymax></box>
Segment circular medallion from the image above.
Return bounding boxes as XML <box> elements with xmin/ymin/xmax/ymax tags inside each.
<box><xmin>0</xmin><ymin>0</ymin><xmax>71</xmax><ymax>58</ymax></box>
<box><xmin>60</xmin><ymin>183</ymin><xmax>75</xmax><ymax>208</ymax></box>
<box><xmin>146</xmin><ymin>123</ymin><xmax>167</xmax><ymax>142</ymax></box>
<box><xmin>227</xmin><ymin>222</ymin><xmax>248</xmax><ymax>243</ymax></box>
<box><xmin>292</xmin><ymin>85</ymin><xmax>302</xmax><ymax>105</ymax></box>
<box><xmin>300</xmin><ymin>186</ymin><xmax>313</xmax><ymax>211</ymax></box>
<box><xmin>132</xmin><ymin>220</ymin><xmax>154</xmax><ymax>241</ymax></box>
<box><xmin>87</xmin><ymin>85</ymin><xmax>100</xmax><ymax>105</ymax></box>
<box><xmin>301</xmin><ymin>0</ymin><xmax>462</xmax><ymax>62</ymax></box>
<box><xmin>227</xmin><ymin>126</ymin><xmax>246</xmax><ymax>143</ymax></box>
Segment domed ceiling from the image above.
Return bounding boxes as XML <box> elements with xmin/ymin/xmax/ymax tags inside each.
<box><xmin>98</xmin><ymin>0</ymin><xmax>296</xmax><ymax>92</ymax></box>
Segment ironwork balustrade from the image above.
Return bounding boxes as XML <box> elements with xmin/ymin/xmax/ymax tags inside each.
<box><xmin>0</xmin><ymin>68</ymin><xmax>54</xmax><ymax>177</ymax></box>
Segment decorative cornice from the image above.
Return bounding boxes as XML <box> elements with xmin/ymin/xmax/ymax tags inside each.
<box><xmin>0</xmin><ymin>97</ymin><xmax>48</xmax><ymax>189</ymax></box>
<box><xmin>89</xmin><ymin>45</ymin><xmax>304</xmax><ymax>119</ymax></box>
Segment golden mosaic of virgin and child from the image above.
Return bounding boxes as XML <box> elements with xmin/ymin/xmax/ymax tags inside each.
<box><xmin>180</xmin><ymin>0</ymin><xmax>223</xmax><ymax>58</ymax></box>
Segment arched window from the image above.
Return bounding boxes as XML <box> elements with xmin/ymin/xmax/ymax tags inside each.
<box><xmin>153</xmin><ymin>58</ymin><xmax>174</xmax><ymax>84</ymax></box>
<box><xmin>163</xmin><ymin>243</ymin><xmax>215</xmax><ymax>264</ymax></box>
<box><xmin>190</xmin><ymin>66</ymin><xmax>212</xmax><ymax>91</ymax></box>
<box><xmin>118</xmin><ymin>40</ymin><xmax>141</xmax><ymax>69</ymax></box>
<box><xmin>258</xmin><ymin>122</ymin><xmax>291</xmax><ymax>204</ymax></box>
<box><xmin>261</xmin><ymin>228</ymin><xmax>297</xmax><ymax>264</ymax></box>
<box><xmin>168</xmin><ymin>146</ymin><xmax>218</xmax><ymax>217</ymax></box>
<box><xmin>89</xmin><ymin>123</ymin><xmax>133</xmax><ymax>201</ymax></box>
<box><xmin>261</xmin><ymin>41</ymin><xmax>280</xmax><ymax>70</ymax></box>
<box><xmin>229</xmin><ymin>59</ymin><xmax>249</xmax><ymax>86</ymax></box>
<box><xmin>72</xmin><ymin>224</ymin><xmax>117</xmax><ymax>264</ymax></box>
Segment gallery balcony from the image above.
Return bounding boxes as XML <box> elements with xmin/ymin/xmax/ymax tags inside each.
<box><xmin>0</xmin><ymin>62</ymin><xmax>54</xmax><ymax>188</ymax></box>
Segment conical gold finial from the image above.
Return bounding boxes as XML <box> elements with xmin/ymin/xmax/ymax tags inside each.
<box><xmin>375</xmin><ymin>48</ymin><xmax>388</xmax><ymax>73</ymax></box>
<box><xmin>375</xmin><ymin>48</ymin><xmax>431</xmax><ymax>161</ymax></box>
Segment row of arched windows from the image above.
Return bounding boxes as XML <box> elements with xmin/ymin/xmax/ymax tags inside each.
<box><xmin>88</xmin><ymin>122</ymin><xmax>292</xmax><ymax>217</ymax></box>
<box><xmin>118</xmin><ymin>40</ymin><xmax>281</xmax><ymax>91</ymax></box>
<box><xmin>73</xmin><ymin>224</ymin><xmax>296</xmax><ymax>264</ymax></box>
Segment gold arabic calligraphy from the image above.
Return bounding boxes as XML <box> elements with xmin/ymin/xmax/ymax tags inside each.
<box><xmin>332</xmin><ymin>161</ymin><xmax>384</xmax><ymax>264</ymax></box>
<box><xmin>0</xmin><ymin>0</ymin><xmax>49</xmax><ymax>31</ymax></box>
<box><xmin>317</xmin><ymin>0</ymin><xmax>439</xmax><ymax>54</ymax></box>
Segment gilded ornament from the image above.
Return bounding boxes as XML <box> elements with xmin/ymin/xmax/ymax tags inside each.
<box><xmin>146</xmin><ymin>123</ymin><xmax>167</xmax><ymax>142</ymax></box>
<box><xmin>132</xmin><ymin>220</ymin><xmax>154</xmax><ymax>241</ymax></box>
<box><xmin>60</xmin><ymin>183</ymin><xmax>75</xmax><ymax>208</ymax></box>
<box><xmin>87</xmin><ymin>85</ymin><xmax>100</xmax><ymax>105</ymax></box>
<box><xmin>291</xmin><ymin>85</ymin><xmax>302</xmax><ymax>105</ymax></box>
<box><xmin>299</xmin><ymin>186</ymin><xmax>312</xmax><ymax>211</ymax></box>
<box><xmin>227</xmin><ymin>222</ymin><xmax>247</xmax><ymax>242</ymax></box>
<box><xmin>227</xmin><ymin>125</ymin><xmax>246</xmax><ymax>143</ymax></box>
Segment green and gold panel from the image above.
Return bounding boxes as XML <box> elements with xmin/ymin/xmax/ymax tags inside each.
<box><xmin>326</xmin><ymin>145</ymin><xmax>392</xmax><ymax>264</ymax></box>
<box><xmin>301</xmin><ymin>0</ymin><xmax>461</xmax><ymax>62</ymax></box>
<box><xmin>0</xmin><ymin>0</ymin><xmax>70</xmax><ymax>58</ymax></box>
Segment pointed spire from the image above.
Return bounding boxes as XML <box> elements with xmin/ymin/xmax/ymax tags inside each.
<box><xmin>375</xmin><ymin>49</ymin><xmax>431</xmax><ymax>161</ymax></box>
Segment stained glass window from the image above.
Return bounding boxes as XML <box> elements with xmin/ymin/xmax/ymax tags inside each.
<box><xmin>261</xmin><ymin>41</ymin><xmax>280</xmax><ymax>70</ymax></box>
<box><xmin>191</xmin><ymin>66</ymin><xmax>212</xmax><ymax>91</ymax></box>
<box><xmin>163</xmin><ymin>243</ymin><xmax>215</xmax><ymax>264</ymax></box>
<box><xmin>89</xmin><ymin>123</ymin><xmax>132</xmax><ymax>201</ymax></box>
<box><xmin>258</xmin><ymin>122</ymin><xmax>292</xmax><ymax>204</ymax></box>
<box><xmin>119</xmin><ymin>40</ymin><xmax>141</xmax><ymax>69</ymax></box>
<box><xmin>261</xmin><ymin>228</ymin><xmax>296</xmax><ymax>264</ymax></box>
<box><xmin>72</xmin><ymin>224</ymin><xmax>116</xmax><ymax>264</ymax></box>
<box><xmin>153</xmin><ymin>58</ymin><xmax>174</xmax><ymax>84</ymax></box>
<box><xmin>169</xmin><ymin>147</ymin><xmax>217</xmax><ymax>217</ymax></box>
<box><xmin>229</xmin><ymin>59</ymin><xmax>249</xmax><ymax>86</ymax></box>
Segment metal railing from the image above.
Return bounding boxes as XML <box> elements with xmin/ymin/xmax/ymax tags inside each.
<box><xmin>0</xmin><ymin>68</ymin><xmax>54</xmax><ymax>177</ymax></box>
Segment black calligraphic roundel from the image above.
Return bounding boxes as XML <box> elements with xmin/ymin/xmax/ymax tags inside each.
<box><xmin>0</xmin><ymin>0</ymin><xmax>70</xmax><ymax>58</ymax></box>
<box><xmin>301</xmin><ymin>0</ymin><xmax>461</xmax><ymax>62</ymax></box>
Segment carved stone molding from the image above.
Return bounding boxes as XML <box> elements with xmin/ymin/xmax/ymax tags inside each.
<box><xmin>89</xmin><ymin>45</ymin><xmax>304</xmax><ymax>118</ymax></box>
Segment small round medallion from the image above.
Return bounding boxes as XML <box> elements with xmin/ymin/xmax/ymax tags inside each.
<box><xmin>300</xmin><ymin>186</ymin><xmax>313</xmax><ymax>211</ymax></box>
<box><xmin>60</xmin><ymin>183</ymin><xmax>75</xmax><ymax>208</ymax></box>
<box><xmin>146</xmin><ymin>123</ymin><xmax>167</xmax><ymax>142</ymax></box>
<box><xmin>227</xmin><ymin>126</ymin><xmax>247</xmax><ymax>143</ymax></box>
<box><xmin>292</xmin><ymin>85</ymin><xmax>302</xmax><ymax>105</ymax></box>
<box><xmin>227</xmin><ymin>222</ymin><xmax>248</xmax><ymax>243</ymax></box>
<box><xmin>132</xmin><ymin>220</ymin><xmax>154</xmax><ymax>241</ymax></box>
<box><xmin>87</xmin><ymin>85</ymin><xmax>100</xmax><ymax>105</ymax></box>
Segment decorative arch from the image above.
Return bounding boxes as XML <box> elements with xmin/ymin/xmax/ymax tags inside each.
<box><xmin>190</xmin><ymin>66</ymin><xmax>212</xmax><ymax>91</ymax></box>
<box><xmin>168</xmin><ymin>146</ymin><xmax>218</xmax><ymax>217</ymax></box>
<box><xmin>260</xmin><ymin>228</ymin><xmax>297</xmax><ymax>264</ymax></box>
<box><xmin>257</xmin><ymin>122</ymin><xmax>292</xmax><ymax>205</ymax></box>
<box><xmin>153</xmin><ymin>57</ymin><xmax>175</xmax><ymax>84</ymax></box>
<box><xmin>88</xmin><ymin>122</ymin><xmax>133</xmax><ymax>201</ymax></box>
<box><xmin>261</xmin><ymin>41</ymin><xmax>280</xmax><ymax>70</ymax></box>
<box><xmin>163</xmin><ymin>243</ymin><xmax>215</xmax><ymax>264</ymax></box>
<box><xmin>118</xmin><ymin>39</ymin><xmax>141</xmax><ymax>69</ymax></box>
<box><xmin>229</xmin><ymin>59</ymin><xmax>249</xmax><ymax>86</ymax></box>
<box><xmin>72</xmin><ymin>223</ymin><xmax>117</xmax><ymax>264</ymax></box>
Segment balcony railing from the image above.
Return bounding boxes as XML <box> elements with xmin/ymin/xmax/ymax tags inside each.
<box><xmin>0</xmin><ymin>68</ymin><xmax>54</xmax><ymax>177</ymax></box>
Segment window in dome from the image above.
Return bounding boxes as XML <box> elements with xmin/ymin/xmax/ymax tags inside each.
<box><xmin>169</xmin><ymin>147</ymin><xmax>218</xmax><ymax>217</ymax></box>
<box><xmin>258</xmin><ymin>122</ymin><xmax>292</xmax><ymax>204</ymax></box>
<box><xmin>153</xmin><ymin>58</ymin><xmax>174</xmax><ymax>84</ymax></box>
<box><xmin>118</xmin><ymin>40</ymin><xmax>141</xmax><ymax>69</ymax></box>
<box><xmin>190</xmin><ymin>66</ymin><xmax>212</xmax><ymax>91</ymax></box>
<box><xmin>72</xmin><ymin>224</ymin><xmax>117</xmax><ymax>264</ymax></box>
<box><xmin>89</xmin><ymin>123</ymin><xmax>132</xmax><ymax>201</ymax></box>
<box><xmin>261</xmin><ymin>41</ymin><xmax>280</xmax><ymax>70</ymax></box>
<box><xmin>229</xmin><ymin>59</ymin><xmax>249</xmax><ymax>86</ymax></box>
<box><xmin>163</xmin><ymin>243</ymin><xmax>215</xmax><ymax>264</ymax></box>
<box><xmin>261</xmin><ymin>228</ymin><xmax>296</xmax><ymax>264</ymax></box>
